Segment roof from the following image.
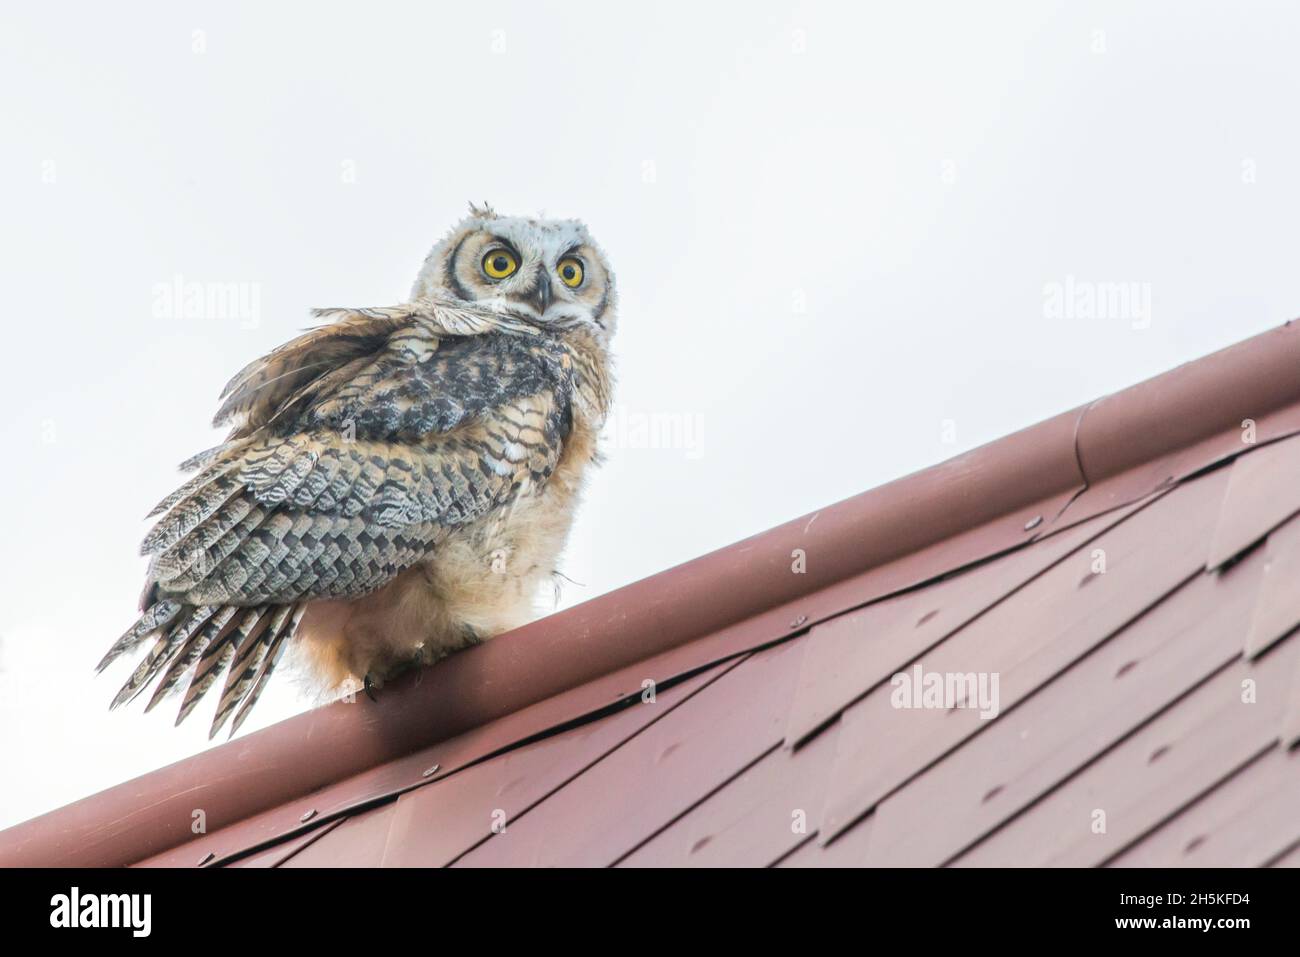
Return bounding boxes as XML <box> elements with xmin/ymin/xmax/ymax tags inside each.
<box><xmin>5</xmin><ymin>322</ymin><xmax>1300</xmax><ymax>867</ymax></box>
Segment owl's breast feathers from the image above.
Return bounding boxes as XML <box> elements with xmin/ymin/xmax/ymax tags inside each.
<box><xmin>98</xmin><ymin>296</ymin><xmax>610</xmax><ymax>737</ymax></box>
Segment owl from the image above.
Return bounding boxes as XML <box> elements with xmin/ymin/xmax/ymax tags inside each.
<box><xmin>96</xmin><ymin>205</ymin><xmax>616</xmax><ymax>738</ymax></box>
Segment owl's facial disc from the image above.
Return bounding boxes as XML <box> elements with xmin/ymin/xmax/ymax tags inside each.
<box><xmin>433</xmin><ymin>217</ymin><xmax>613</xmax><ymax>332</ymax></box>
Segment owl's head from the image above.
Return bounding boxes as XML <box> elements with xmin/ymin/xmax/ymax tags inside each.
<box><xmin>412</xmin><ymin>204</ymin><xmax>617</xmax><ymax>344</ymax></box>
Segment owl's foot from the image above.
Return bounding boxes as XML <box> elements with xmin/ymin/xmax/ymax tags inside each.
<box><xmin>360</xmin><ymin>628</ymin><xmax>485</xmax><ymax>701</ymax></box>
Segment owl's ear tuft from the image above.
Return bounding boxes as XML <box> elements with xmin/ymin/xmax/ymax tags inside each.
<box><xmin>468</xmin><ymin>200</ymin><xmax>497</xmax><ymax>219</ymax></box>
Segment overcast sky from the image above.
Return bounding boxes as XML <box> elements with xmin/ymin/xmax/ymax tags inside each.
<box><xmin>2</xmin><ymin>1</ymin><xmax>1298</xmax><ymax>829</ymax></box>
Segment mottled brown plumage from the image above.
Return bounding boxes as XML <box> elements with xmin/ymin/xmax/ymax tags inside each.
<box><xmin>99</xmin><ymin>207</ymin><xmax>616</xmax><ymax>736</ymax></box>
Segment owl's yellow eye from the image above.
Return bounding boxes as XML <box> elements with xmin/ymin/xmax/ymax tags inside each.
<box><xmin>482</xmin><ymin>249</ymin><xmax>519</xmax><ymax>279</ymax></box>
<box><xmin>557</xmin><ymin>257</ymin><xmax>584</xmax><ymax>288</ymax></box>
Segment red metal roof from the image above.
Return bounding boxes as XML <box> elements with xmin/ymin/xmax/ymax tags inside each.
<box><xmin>5</xmin><ymin>322</ymin><xmax>1300</xmax><ymax>867</ymax></box>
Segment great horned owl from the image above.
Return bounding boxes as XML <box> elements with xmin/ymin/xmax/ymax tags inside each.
<box><xmin>97</xmin><ymin>205</ymin><xmax>616</xmax><ymax>738</ymax></box>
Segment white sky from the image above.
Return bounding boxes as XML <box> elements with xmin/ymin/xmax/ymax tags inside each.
<box><xmin>1</xmin><ymin>1</ymin><xmax>1298</xmax><ymax>830</ymax></box>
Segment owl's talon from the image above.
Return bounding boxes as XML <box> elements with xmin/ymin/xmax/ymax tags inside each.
<box><xmin>363</xmin><ymin>674</ymin><xmax>379</xmax><ymax>703</ymax></box>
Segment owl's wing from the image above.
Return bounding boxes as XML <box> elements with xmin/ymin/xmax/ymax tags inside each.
<box><xmin>99</xmin><ymin>299</ymin><xmax>571</xmax><ymax>737</ymax></box>
<box><xmin>213</xmin><ymin>295</ymin><xmax>544</xmax><ymax>439</ymax></box>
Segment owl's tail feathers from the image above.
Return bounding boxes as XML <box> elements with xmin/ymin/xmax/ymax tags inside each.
<box><xmin>101</xmin><ymin>599</ymin><xmax>306</xmax><ymax>739</ymax></box>
<box><xmin>95</xmin><ymin>599</ymin><xmax>186</xmax><ymax>673</ymax></box>
<box><xmin>209</xmin><ymin>603</ymin><xmax>303</xmax><ymax>739</ymax></box>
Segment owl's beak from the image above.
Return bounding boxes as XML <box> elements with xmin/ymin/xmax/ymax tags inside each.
<box><xmin>518</xmin><ymin>268</ymin><xmax>553</xmax><ymax>316</ymax></box>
